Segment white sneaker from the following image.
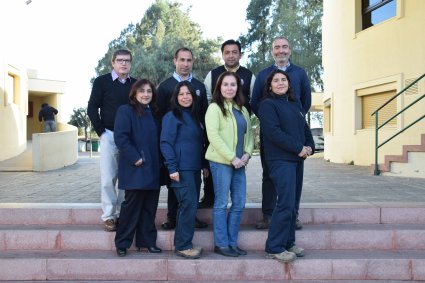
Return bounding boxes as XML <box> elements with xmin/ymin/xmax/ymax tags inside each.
<box><xmin>288</xmin><ymin>245</ymin><xmax>305</xmax><ymax>257</ymax></box>
<box><xmin>265</xmin><ymin>251</ymin><xmax>296</xmax><ymax>262</ymax></box>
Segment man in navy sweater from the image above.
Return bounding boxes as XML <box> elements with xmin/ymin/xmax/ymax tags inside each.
<box><xmin>157</xmin><ymin>47</ymin><xmax>209</xmax><ymax>230</ymax></box>
<box><xmin>250</xmin><ymin>37</ymin><xmax>311</xmax><ymax>230</ymax></box>
<box><xmin>88</xmin><ymin>49</ymin><xmax>136</xmax><ymax>232</ymax></box>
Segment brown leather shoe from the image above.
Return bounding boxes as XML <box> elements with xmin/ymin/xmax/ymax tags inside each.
<box><xmin>104</xmin><ymin>219</ymin><xmax>116</xmax><ymax>232</ymax></box>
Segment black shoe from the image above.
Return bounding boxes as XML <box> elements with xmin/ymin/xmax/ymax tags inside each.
<box><xmin>214</xmin><ymin>246</ymin><xmax>239</xmax><ymax>257</ymax></box>
<box><xmin>138</xmin><ymin>246</ymin><xmax>162</xmax><ymax>253</ymax></box>
<box><xmin>161</xmin><ymin>219</ymin><xmax>176</xmax><ymax>230</ymax></box>
<box><xmin>195</xmin><ymin>217</ymin><xmax>208</xmax><ymax>228</ymax></box>
<box><xmin>296</xmin><ymin>218</ymin><xmax>303</xmax><ymax>230</ymax></box>
<box><xmin>197</xmin><ymin>199</ymin><xmax>213</xmax><ymax>209</ymax></box>
<box><xmin>255</xmin><ymin>217</ymin><xmax>270</xmax><ymax>229</ymax></box>
<box><xmin>229</xmin><ymin>246</ymin><xmax>247</xmax><ymax>256</ymax></box>
<box><xmin>116</xmin><ymin>248</ymin><xmax>127</xmax><ymax>257</ymax></box>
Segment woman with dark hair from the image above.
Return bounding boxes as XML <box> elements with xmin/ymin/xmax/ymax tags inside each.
<box><xmin>258</xmin><ymin>69</ymin><xmax>314</xmax><ymax>263</ymax></box>
<box><xmin>205</xmin><ymin>71</ymin><xmax>253</xmax><ymax>257</ymax></box>
<box><xmin>160</xmin><ymin>81</ymin><xmax>208</xmax><ymax>259</ymax></box>
<box><xmin>114</xmin><ymin>79</ymin><xmax>162</xmax><ymax>257</ymax></box>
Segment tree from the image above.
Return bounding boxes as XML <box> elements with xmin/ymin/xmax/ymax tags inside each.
<box><xmin>69</xmin><ymin>107</ymin><xmax>91</xmax><ymax>140</ymax></box>
<box><xmin>240</xmin><ymin>0</ymin><xmax>323</xmax><ymax>91</ymax></box>
<box><xmin>93</xmin><ymin>0</ymin><xmax>221</xmax><ymax>85</ymax></box>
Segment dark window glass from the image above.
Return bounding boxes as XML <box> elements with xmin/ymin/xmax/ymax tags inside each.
<box><xmin>362</xmin><ymin>0</ymin><xmax>396</xmax><ymax>30</ymax></box>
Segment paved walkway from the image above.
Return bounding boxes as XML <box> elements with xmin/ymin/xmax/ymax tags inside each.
<box><xmin>1</xmin><ymin>151</ymin><xmax>424</xmax><ymax>205</ymax></box>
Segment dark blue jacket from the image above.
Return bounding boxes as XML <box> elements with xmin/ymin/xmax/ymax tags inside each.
<box><xmin>160</xmin><ymin>109</ymin><xmax>205</xmax><ymax>174</ymax></box>
<box><xmin>258</xmin><ymin>95</ymin><xmax>315</xmax><ymax>162</ymax></box>
<box><xmin>114</xmin><ymin>105</ymin><xmax>161</xmax><ymax>190</ymax></box>
<box><xmin>251</xmin><ymin>62</ymin><xmax>311</xmax><ymax>116</ymax></box>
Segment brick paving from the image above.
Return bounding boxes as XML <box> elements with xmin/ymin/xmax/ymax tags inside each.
<box><xmin>1</xmin><ymin>151</ymin><xmax>424</xmax><ymax>204</ymax></box>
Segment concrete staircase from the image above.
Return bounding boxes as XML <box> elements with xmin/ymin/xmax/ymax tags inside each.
<box><xmin>374</xmin><ymin>134</ymin><xmax>425</xmax><ymax>178</ymax></box>
<box><xmin>1</xmin><ymin>204</ymin><xmax>425</xmax><ymax>281</ymax></box>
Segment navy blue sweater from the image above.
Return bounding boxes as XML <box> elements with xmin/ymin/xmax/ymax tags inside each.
<box><xmin>251</xmin><ymin>63</ymin><xmax>311</xmax><ymax>116</ymax></box>
<box><xmin>114</xmin><ymin>105</ymin><xmax>161</xmax><ymax>190</ymax></box>
<box><xmin>160</xmin><ymin>109</ymin><xmax>205</xmax><ymax>174</ymax></box>
<box><xmin>88</xmin><ymin>73</ymin><xmax>136</xmax><ymax>136</ymax></box>
<box><xmin>258</xmin><ymin>95</ymin><xmax>315</xmax><ymax>162</ymax></box>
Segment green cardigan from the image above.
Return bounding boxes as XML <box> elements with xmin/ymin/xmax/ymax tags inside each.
<box><xmin>205</xmin><ymin>101</ymin><xmax>254</xmax><ymax>165</ymax></box>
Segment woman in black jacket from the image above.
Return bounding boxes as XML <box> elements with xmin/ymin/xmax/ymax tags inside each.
<box><xmin>113</xmin><ymin>79</ymin><xmax>162</xmax><ymax>257</ymax></box>
<box><xmin>258</xmin><ymin>69</ymin><xmax>314</xmax><ymax>263</ymax></box>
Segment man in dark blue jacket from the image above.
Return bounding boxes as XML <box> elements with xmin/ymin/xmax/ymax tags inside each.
<box><xmin>156</xmin><ymin>47</ymin><xmax>209</xmax><ymax>230</ymax></box>
<box><xmin>250</xmin><ymin>37</ymin><xmax>311</xmax><ymax>230</ymax></box>
<box><xmin>38</xmin><ymin>103</ymin><xmax>58</xmax><ymax>132</ymax></box>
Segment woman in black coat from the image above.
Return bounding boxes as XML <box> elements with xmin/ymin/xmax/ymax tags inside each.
<box><xmin>258</xmin><ymin>69</ymin><xmax>315</xmax><ymax>263</ymax></box>
<box><xmin>113</xmin><ymin>79</ymin><xmax>162</xmax><ymax>257</ymax></box>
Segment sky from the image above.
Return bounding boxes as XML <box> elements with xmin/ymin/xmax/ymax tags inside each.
<box><xmin>5</xmin><ymin>0</ymin><xmax>251</xmax><ymax>121</ymax></box>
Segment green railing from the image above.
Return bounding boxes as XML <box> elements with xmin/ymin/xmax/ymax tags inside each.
<box><xmin>372</xmin><ymin>73</ymin><xmax>425</xmax><ymax>175</ymax></box>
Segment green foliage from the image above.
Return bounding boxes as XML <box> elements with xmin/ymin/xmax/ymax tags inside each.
<box><xmin>68</xmin><ymin>107</ymin><xmax>91</xmax><ymax>140</ymax></box>
<box><xmin>93</xmin><ymin>0</ymin><xmax>221</xmax><ymax>86</ymax></box>
<box><xmin>240</xmin><ymin>0</ymin><xmax>323</xmax><ymax>91</ymax></box>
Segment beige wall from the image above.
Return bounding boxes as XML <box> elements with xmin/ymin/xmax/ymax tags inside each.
<box><xmin>322</xmin><ymin>0</ymin><xmax>425</xmax><ymax>165</ymax></box>
<box><xmin>32</xmin><ymin>123</ymin><xmax>78</xmax><ymax>171</ymax></box>
<box><xmin>0</xmin><ymin>61</ymin><xmax>28</xmax><ymax>161</ymax></box>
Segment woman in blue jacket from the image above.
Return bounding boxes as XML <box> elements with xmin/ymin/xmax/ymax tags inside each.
<box><xmin>114</xmin><ymin>79</ymin><xmax>162</xmax><ymax>257</ymax></box>
<box><xmin>160</xmin><ymin>81</ymin><xmax>208</xmax><ymax>259</ymax></box>
<box><xmin>258</xmin><ymin>69</ymin><xmax>315</xmax><ymax>263</ymax></box>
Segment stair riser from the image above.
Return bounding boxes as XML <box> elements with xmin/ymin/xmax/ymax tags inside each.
<box><xmin>2</xmin><ymin>207</ymin><xmax>425</xmax><ymax>225</ymax></box>
<box><xmin>2</xmin><ymin>229</ymin><xmax>425</xmax><ymax>251</ymax></box>
<box><xmin>1</xmin><ymin>258</ymin><xmax>424</xmax><ymax>281</ymax></box>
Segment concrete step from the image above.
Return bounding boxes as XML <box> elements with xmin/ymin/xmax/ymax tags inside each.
<box><xmin>1</xmin><ymin>224</ymin><xmax>425</xmax><ymax>252</ymax></box>
<box><xmin>1</xmin><ymin>250</ymin><xmax>424</xmax><ymax>281</ymax></box>
<box><xmin>2</xmin><ymin>203</ymin><xmax>425</xmax><ymax>225</ymax></box>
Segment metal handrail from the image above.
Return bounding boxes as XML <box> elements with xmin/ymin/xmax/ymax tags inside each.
<box><xmin>372</xmin><ymin>73</ymin><xmax>425</xmax><ymax>175</ymax></box>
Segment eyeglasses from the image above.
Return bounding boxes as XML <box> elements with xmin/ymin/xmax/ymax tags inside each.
<box><xmin>116</xmin><ymin>59</ymin><xmax>131</xmax><ymax>64</ymax></box>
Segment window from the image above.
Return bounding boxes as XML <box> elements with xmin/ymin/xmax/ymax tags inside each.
<box><xmin>5</xmin><ymin>73</ymin><xmax>17</xmax><ymax>105</ymax></box>
<box><xmin>324</xmin><ymin>99</ymin><xmax>332</xmax><ymax>133</ymax></box>
<box><xmin>362</xmin><ymin>0</ymin><xmax>396</xmax><ymax>30</ymax></box>
<box><xmin>361</xmin><ymin>90</ymin><xmax>396</xmax><ymax>129</ymax></box>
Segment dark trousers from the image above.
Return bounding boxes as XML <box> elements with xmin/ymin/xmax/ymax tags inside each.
<box><xmin>260</xmin><ymin>132</ymin><xmax>303</xmax><ymax>219</ymax></box>
<box><xmin>115</xmin><ymin>189</ymin><xmax>160</xmax><ymax>249</ymax></box>
<box><xmin>171</xmin><ymin>170</ymin><xmax>201</xmax><ymax>250</ymax></box>
<box><xmin>201</xmin><ymin>171</ymin><xmax>215</xmax><ymax>202</ymax></box>
<box><xmin>265</xmin><ymin>160</ymin><xmax>303</xmax><ymax>253</ymax></box>
<box><xmin>167</xmin><ymin>172</ymin><xmax>209</xmax><ymax>220</ymax></box>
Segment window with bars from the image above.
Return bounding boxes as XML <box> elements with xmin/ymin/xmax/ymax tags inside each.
<box><xmin>362</xmin><ymin>0</ymin><xmax>396</xmax><ymax>30</ymax></box>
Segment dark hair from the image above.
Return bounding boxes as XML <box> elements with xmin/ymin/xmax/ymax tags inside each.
<box><xmin>112</xmin><ymin>49</ymin><xmax>132</xmax><ymax>62</ymax></box>
<box><xmin>174</xmin><ymin>47</ymin><xmax>193</xmax><ymax>59</ymax></box>
<box><xmin>170</xmin><ymin>81</ymin><xmax>200</xmax><ymax>123</ymax></box>
<box><xmin>263</xmin><ymin>69</ymin><xmax>296</xmax><ymax>101</ymax></box>
<box><xmin>221</xmin><ymin>39</ymin><xmax>241</xmax><ymax>53</ymax></box>
<box><xmin>212</xmin><ymin>71</ymin><xmax>245</xmax><ymax>117</ymax></box>
<box><xmin>41</xmin><ymin>103</ymin><xmax>48</xmax><ymax>107</ymax></box>
<box><xmin>128</xmin><ymin>79</ymin><xmax>158</xmax><ymax>117</ymax></box>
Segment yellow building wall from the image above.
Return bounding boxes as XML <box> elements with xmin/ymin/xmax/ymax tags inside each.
<box><xmin>0</xmin><ymin>61</ymin><xmax>28</xmax><ymax>161</ymax></box>
<box><xmin>322</xmin><ymin>0</ymin><xmax>425</xmax><ymax>165</ymax></box>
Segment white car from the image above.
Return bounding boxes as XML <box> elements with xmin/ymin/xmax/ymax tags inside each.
<box><xmin>311</xmin><ymin>128</ymin><xmax>324</xmax><ymax>151</ymax></box>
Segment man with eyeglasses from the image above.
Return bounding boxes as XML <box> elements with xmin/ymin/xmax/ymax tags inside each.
<box><xmin>88</xmin><ymin>49</ymin><xmax>136</xmax><ymax>232</ymax></box>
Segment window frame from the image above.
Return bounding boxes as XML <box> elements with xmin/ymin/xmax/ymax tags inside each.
<box><xmin>362</xmin><ymin>0</ymin><xmax>396</xmax><ymax>30</ymax></box>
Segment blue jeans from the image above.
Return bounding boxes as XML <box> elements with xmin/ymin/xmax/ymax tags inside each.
<box><xmin>43</xmin><ymin>120</ymin><xmax>56</xmax><ymax>132</ymax></box>
<box><xmin>209</xmin><ymin>161</ymin><xmax>246</xmax><ymax>247</ymax></box>
<box><xmin>170</xmin><ymin>170</ymin><xmax>201</xmax><ymax>251</ymax></box>
<box><xmin>265</xmin><ymin>160</ymin><xmax>303</xmax><ymax>254</ymax></box>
